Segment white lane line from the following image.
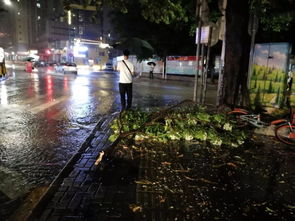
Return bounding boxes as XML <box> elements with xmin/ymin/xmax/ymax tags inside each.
<box><xmin>30</xmin><ymin>96</ymin><xmax>69</xmax><ymax>114</ymax></box>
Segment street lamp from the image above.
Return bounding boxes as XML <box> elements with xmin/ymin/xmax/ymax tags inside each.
<box><xmin>3</xmin><ymin>0</ymin><xmax>12</xmax><ymax>6</ymax></box>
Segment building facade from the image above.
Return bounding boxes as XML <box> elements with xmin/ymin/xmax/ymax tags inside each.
<box><xmin>1</xmin><ymin>0</ymin><xmax>114</xmax><ymax>64</ymax></box>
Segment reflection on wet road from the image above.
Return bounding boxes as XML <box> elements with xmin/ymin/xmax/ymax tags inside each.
<box><xmin>0</xmin><ymin>69</ymin><xmax>118</xmax><ymax>200</ymax></box>
<box><xmin>0</xmin><ymin>68</ymin><xmax>205</xmax><ymax>201</ymax></box>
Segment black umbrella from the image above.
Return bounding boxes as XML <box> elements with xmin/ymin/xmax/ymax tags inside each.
<box><xmin>22</xmin><ymin>57</ymin><xmax>35</xmax><ymax>62</ymax></box>
<box><xmin>113</xmin><ymin>37</ymin><xmax>154</xmax><ymax>60</ymax></box>
<box><xmin>147</xmin><ymin>61</ymin><xmax>156</xmax><ymax>66</ymax></box>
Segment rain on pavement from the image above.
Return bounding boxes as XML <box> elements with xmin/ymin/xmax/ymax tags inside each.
<box><xmin>0</xmin><ymin>67</ymin><xmax>208</xmax><ymax>202</ymax></box>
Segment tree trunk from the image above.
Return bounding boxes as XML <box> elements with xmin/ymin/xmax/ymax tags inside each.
<box><xmin>219</xmin><ymin>0</ymin><xmax>251</xmax><ymax>108</ymax></box>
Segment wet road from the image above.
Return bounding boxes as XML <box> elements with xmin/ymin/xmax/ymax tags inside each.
<box><xmin>0</xmin><ymin>68</ymin><xmax>208</xmax><ymax>201</ymax></box>
<box><xmin>0</xmin><ymin>68</ymin><xmax>120</xmax><ymax>200</ymax></box>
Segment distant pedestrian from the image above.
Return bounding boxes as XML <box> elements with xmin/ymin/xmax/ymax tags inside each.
<box><xmin>117</xmin><ymin>49</ymin><xmax>135</xmax><ymax>111</ymax></box>
<box><xmin>149</xmin><ymin>63</ymin><xmax>155</xmax><ymax>79</ymax></box>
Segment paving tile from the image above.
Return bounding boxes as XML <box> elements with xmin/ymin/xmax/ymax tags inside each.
<box><xmin>88</xmin><ymin>183</ymin><xmax>101</xmax><ymax>194</ymax></box>
<box><xmin>68</xmin><ymin>169</ymin><xmax>80</xmax><ymax>178</ymax></box>
<box><xmin>75</xmin><ymin>172</ymin><xmax>86</xmax><ymax>183</ymax></box>
<box><xmin>46</xmin><ymin>216</ymin><xmax>60</xmax><ymax>221</ymax></box>
<box><xmin>51</xmin><ymin>192</ymin><xmax>65</xmax><ymax>203</ymax></box>
<box><xmin>84</xmin><ymin>160</ymin><xmax>94</xmax><ymax>168</ymax></box>
<box><xmin>68</xmin><ymin>192</ymin><xmax>84</xmax><ymax>210</ymax></box>
<box><xmin>51</xmin><ymin>208</ymin><xmax>71</xmax><ymax>216</ymax></box>
<box><xmin>38</xmin><ymin>208</ymin><xmax>53</xmax><ymax>221</ymax></box>
<box><xmin>81</xmin><ymin>153</ymin><xmax>92</xmax><ymax>158</ymax></box>
<box><xmin>58</xmin><ymin>192</ymin><xmax>75</xmax><ymax>209</ymax></box>
<box><xmin>60</xmin><ymin>216</ymin><xmax>85</xmax><ymax>221</ymax></box>
<box><xmin>94</xmin><ymin>190</ymin><xmax>105</xmax><ymax>201</ymax></box>
<box><xmin>91</xmin><ymin>137</ymin><xmax>102</xmax><ymax>147</ymax></box>
<box><xmin>61</xmin><ymin>178</ymin><xmax>75</xmax><ymax>187</ymax></box>
<box><xmin>67</xmin><ymin>186</ymin><xmax>82</xmax><ymax>192</ymax></box>
<box><xmin>76</xmin><ymin>158</ymin><xmax>88</xmax><ymax>168</ymax></box>
<box><xmin>57</xmin><ymin>186</ymin><xmax>68</xmax><ymax>192</ymax></box>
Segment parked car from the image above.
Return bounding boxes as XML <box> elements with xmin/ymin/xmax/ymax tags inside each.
<box><xmin>104</xmin><ymin>63</ymin><xmax>114</xmax><ymax>71</ymax></box>
<box><xmin>33</xmin><ymin>60</ymin><xmax>46</xmax><ymax>67</ymax></box>
<box><xmin>55</xmin><ymin>63</ymin><xmax>77</xmax><ymax>74</ymax></box>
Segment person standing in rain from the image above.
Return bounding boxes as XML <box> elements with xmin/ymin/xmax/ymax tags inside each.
<box><xmin>117</xmin><ymin>49</ymin><xmax>135</xmax><ymax>111</ymax></box>
<box><xmin>149</xmin><ymin>63</ymin><xmax>155</xmax><ymax>79</ymax></box>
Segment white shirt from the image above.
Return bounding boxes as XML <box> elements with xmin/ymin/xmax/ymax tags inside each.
<box><xmin>150</xmin><ymin>65</ymin><xmax>155</xmax><ymax>71</ymax></box>
<box><xmin>0</xmin><ymin>48</ymin><xmax>4</xmax><ymax>63</ymax></box>
<box><xmin>117</xmin><ymin>59</ymin><xmax>134</xmax><ymax>83</ymax></box>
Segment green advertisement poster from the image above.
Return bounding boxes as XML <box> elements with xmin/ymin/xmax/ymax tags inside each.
<box><xmin>290</xmin><ymin>63</ymin><xmax>295</xmax><ymax>106</ymax></box>
<box><xmin>250</xmin><ymin>43</ymin><xmax>291</xmax><ymax>108</ymax></box>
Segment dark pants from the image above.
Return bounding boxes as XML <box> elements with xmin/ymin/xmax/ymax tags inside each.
<box><xmin>149</xmin><ymin>71</ymin><xmax>153</xmax><ymax>79</ymax></box>
<box><xmin>119</xmin><ymin>83</ymin><xmax>133</xmax><ymax>110</ymax></box>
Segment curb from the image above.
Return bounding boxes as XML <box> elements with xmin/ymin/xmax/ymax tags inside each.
<box><xmin>26</xmin><ymin>115</ymin><xmax>112</xmax><ymax>221</ymax></box>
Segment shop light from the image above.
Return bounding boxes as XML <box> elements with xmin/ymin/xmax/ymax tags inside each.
<box><xmin>68</xmin><ymin>10</ymin><xmax>72</xmax><ymax>25</ymax></box>
<box><xmin>3</xmin><ymin>0</ymin><xmax>12</xmax><ymax>6</ymax></box>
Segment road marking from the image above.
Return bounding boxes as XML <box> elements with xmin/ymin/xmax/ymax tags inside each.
<box><xmin>20</xmin><ymin>95</ymin><xmax>46</xmax><ymax>106</ymax></box>
<box><xmin>30</xmin><ymin>96</ymin><xmax>69</xmax><ymax>114</ymax></box>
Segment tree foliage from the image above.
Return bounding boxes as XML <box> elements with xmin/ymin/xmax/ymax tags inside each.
<box><xmin>252</xmin><ymin>0</ymin><xmax>295</xmax><ymax>43</ymax></box>
<box><xmin>108</xmin><ymin>0</ymin><xmax>195</xmax><ymax>58</ymax></box>
<box><xmin>109</xmin><ymin>107</ymin><xmax>247</xmax><ymax>147</ymax></box>
<box><xmin>252</xmin><ymin>0</ymin><xmax>295</xmax><ymax>32</ymax></box>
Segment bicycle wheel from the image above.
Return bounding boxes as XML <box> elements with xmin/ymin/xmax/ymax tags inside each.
<box><xmin>227</xmin><ymin>111</ymin><xmax>248</xmax><ymax>128</ymax></box>
<box><xmin>275</xmin><ymin>124</ymin><xmax>295</xmax><ymax>145</ymax></box>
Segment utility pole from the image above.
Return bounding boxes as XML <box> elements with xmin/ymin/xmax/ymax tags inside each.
<box><xmin>216</xmin><ymin>0</ymin><xmax>227</xmax><ymax>107</ymax></box>
<box><xmin>193</xmin><ymin>0</ymin><xmax>203</xmax><ymax>102</ymax></box>
<box><xmin>202</xmin><ymin>26</ymin><xmax>212</xmax><ymax>105</ymax></box>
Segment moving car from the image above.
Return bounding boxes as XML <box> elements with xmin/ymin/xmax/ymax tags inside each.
<box><xmin>55</xmin><ymin>63</ymin><xmax>77</xmax><ymax>74</ymax></box>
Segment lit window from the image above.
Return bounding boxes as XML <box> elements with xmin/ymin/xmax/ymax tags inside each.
<box><xmin>36</xmin><ymin>3</ymin><xmax>41</xmax><ymax>8</ymax></box>
<box><xmin>79</xmin><ymin>27</ymin><xmax>83</xmax><ymax>34</ymax></box>
<box><xmin>79</xmin><ymin>14</ymin><xmax>83</xmax><ymax>22</ymax></box>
